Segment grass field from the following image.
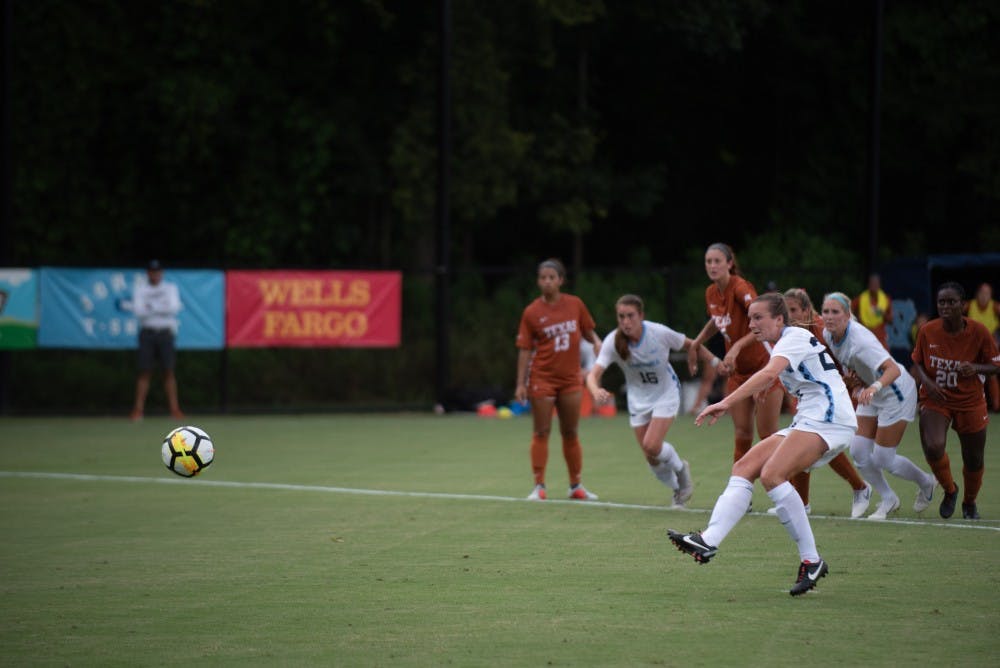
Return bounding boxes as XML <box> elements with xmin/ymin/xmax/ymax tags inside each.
<box><xmin>1</xmin><ymin>412</ymin><xmax>998</xmax><ymax>666</ymax></box>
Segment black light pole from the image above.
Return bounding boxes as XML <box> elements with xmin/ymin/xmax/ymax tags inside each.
<box><xmin>866</xmin><ymin>0</ymin><xmax>884</xmax><ymax>274</ymax></box>
<box><xmin>0</xmin><ymin>0</ymin><xmax>12</xmax><ymax>414</ymax></box>
<box><xmin>434</xmin><ymin>0</ymin><xmax>452</xmax><ymax>408</ymax></box>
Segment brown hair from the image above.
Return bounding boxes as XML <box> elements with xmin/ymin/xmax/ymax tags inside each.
<box><xmin>537</xmin><ymin>258</ymin><xmax>566</xmax><ymax>279</ymax></box>
<box><xmin>753</xmin><ymin>292</ymin><xmax>788</xmax><ymax>323</ymax></box>
<box><xmin>782</xmin><ymin>287</ymin><xmax>815</xmax><ymax>329</ymax></box>
<box><xmin>614</xmin><ymin>294</ymin><xmax>644</xmax><ymax>361</ymax></box>
<box><xmin>706</xmin><ymin>242</ymin><xmax>741</xmax><ymax>277</ymax></box>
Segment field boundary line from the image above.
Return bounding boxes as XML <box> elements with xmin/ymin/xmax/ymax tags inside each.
<box><xmin>3</xmin><ymin>470</ymin><xmax>999</xmax><ymax>533</ymax></box>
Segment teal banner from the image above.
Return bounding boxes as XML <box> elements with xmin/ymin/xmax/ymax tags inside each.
<box><xmin>38</xmin><ymin>268</ymin><xmax>225</xmax><ymax>350</ymax></box>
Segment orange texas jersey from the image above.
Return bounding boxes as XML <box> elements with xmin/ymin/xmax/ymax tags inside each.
<box><xmin>704</xmin><ymin>275</ymin><xmax>769</xmax><ymax>376</ymax></box>
<box><xmin>912</xmin><ymin>317</ymin><xmax>1000</xmax><ymax>410</ymax></box>
<box><xmin>517</xmin><ymin>294</ymin><xmax>596</xmax><ymax>385</ymax></box>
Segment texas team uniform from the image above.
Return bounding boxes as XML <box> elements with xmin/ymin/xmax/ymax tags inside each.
<box><xmin>703</xmin><ymin>276</ymin><xmax>772</xmax><ymax>391</ymax></box>
<box><xmin>517</xmin><ymin>294</ymin><xmax>597</xmax><ymax>398</ymax></box>
<box><xmin>594</xmin><ymin>321</ymin><xmax>684</xmax><ymax>426</ymax></box>
<box><xmin>911</xmin><ymin>318</ymin><xmax>1000</xmax><ymax>434</ymax></box>
<box><xmin>825</xmin><ymin>320</ymin><xmax>917</xmax><ymax>427</ymax></box>
<box><xmin>769</xmin><ymin>326</ymin><xmax>858</xmax><ymax>467</ymax></box>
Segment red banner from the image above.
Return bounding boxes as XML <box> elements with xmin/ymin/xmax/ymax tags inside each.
<box><xmin>226</xmin><ymin>271</ymin><xmax>401</xmax><ymax>348</ymax></box>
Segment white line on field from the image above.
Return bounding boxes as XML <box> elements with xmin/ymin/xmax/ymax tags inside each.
<box><xmin>2</xmin><ymin>470</ymin><xmax>998</xmax><ymax>533</ymax></box>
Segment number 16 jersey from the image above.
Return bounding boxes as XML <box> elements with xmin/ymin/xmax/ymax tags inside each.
<box><xmin>594</xmin><ymin>321</ymin><xmax>684</xmax><ymax>413</ymax></box>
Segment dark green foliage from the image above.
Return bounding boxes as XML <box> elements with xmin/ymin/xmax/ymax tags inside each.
<box><xmin>6</xmin><ymin>1</ymin><xmax>998</xmax><ymax>411</ymax></box>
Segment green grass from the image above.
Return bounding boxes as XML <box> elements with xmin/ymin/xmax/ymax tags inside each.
<box><xmin>1</xmin><ymin>413</ymin><xmax>998</xmax><ymax>666</ymax></box>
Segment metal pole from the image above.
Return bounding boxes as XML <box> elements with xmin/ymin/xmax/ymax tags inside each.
<box><xmin>0</xmin><ymin>0</ymin><xmax>12</xmax><ymax>414</ymax></box>
<box><xmin>866</xmin><ymin>0</ymin><xmax>884</xmax><ymax>274</ymax></box>
<box><xmin>434</xmin><ymin>0</ymin><xmax>452</xmax><ymax>407</ymax></box>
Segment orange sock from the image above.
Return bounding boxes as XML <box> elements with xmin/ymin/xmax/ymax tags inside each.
<box><xmin>531</xmin><ymin>435</ymin><xmax>548</xmax><ymax>485</ymax></box>
<box><xmin>734</xmin><ymin>437</ymin><xmax>753</xmax><ymax>462</ymax></box>
<box><xmin>790</xmin><ymin>470</ymin><xmax>811</xmax><ymax>506</ymax></box>
<box><xmin>562</xmin><ymin>435</ymin><xmax>583</xmax><ymax>486</ymax></box>
<box><xmin>962</xmin><ymin>467</ymin><xmax>984</xmax><ymax>504</ymax></box>
<box><xmin>928</xmin><ymin>453</ymin><xmax>957</xmax><ymax>494</ymax></box>
<box><xmin>829</xmin><ymin>452</ymin><xmax>867</xmax><ymax>490</ymax></box>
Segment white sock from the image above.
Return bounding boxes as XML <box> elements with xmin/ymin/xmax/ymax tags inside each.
<box><xmin>649</xmin><ymin>462</ymin><xmax>678</xmax><ymax>490</ymax></box>
<box><xmin>851</xmin><ymin>435</ymin><xmax>892</xmax><ymax>497</ymax></box>
<box><xmin>872</xmin><ymin>444</ymin><xmax>928</xmax><ymax>488</ymax></box>
<box><xmin>767</xmin><ymin>481</ymin><xmax>819</xmax><ymax>563</ymax></box>
<box><xmin>656</xmin><ymin>441</ymin><xmax>683</xmax><ymax>472</ymax></box>
<box><xmin>702</xmin><ymin>476</ymin><xmax>754</xmax><ymax>547</ymax></box>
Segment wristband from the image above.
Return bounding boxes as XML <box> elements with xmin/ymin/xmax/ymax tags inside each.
<box><xmin>870</xmin><ymin>381</ymin><xmax>882</xmax><ymax>392</ymax></box>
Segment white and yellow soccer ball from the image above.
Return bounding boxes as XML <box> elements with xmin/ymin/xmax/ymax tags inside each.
<box><xmin>161</xmin><ymin>426</ymin><xmax>215</xmax><ymax>478</ymax></box>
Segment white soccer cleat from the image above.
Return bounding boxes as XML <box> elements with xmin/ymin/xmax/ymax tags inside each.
<box><xmin>851</xmin><ymin>483</ymin><xmax>873</xmax><ymax>518</ymax></box>
<box><xmin>913</xmin><ymin>476</ymin><xmax>936</xmax><ymax>512</ymax></box>
<box><xmin>527</xmin><ymin>484</ymin><xmax>547</xmax><ymax>501</ymax></box>
<box><xmin>867</xmin><ymin>494</ymin><xmax>900</xmax><ymax>520</ymax></box>
<box><xmin>568</xmin><ymin>484</ymin><xmax>598</xmax><ymax>501</ymax></box>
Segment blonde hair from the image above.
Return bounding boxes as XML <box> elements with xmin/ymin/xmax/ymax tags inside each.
<box><xmin>823</xmin><ymin>291</ymin><xmax>852</xmax><ymax>313</ymax></box>
<box><xmin>783</xmin><ymin>287</ymin><xmax>816</xmax><ymax>329</ymax></box>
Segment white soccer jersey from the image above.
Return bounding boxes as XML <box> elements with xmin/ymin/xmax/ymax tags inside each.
<box><xmin>769</xmin><ymin>326</ymin><xmax>856</xmax><ymax>428</ymax></box>
<box><xmin>595</xmin><ymin>321</ymin><xmax>684</xmax><ymax>412</ymax></box>
<box><xmin>824</xmin><ymin>320</ymin><xmax>917</xmax><ymax>407</ymax></box>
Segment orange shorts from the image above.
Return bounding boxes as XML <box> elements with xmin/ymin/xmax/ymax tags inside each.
<box><xmin>527</xmin><ymin>376</ymin><xmax>583</xmax><ymax>400</ymax></box>
<box><xmin>726</xmin><ymin>373</ymin><xmax>783</xmax><ymax>397</ymax></box>
<box><xmin>920</xmin><ymin>399</ymin><xmax>990</xmax><ymax>435</ymax></box>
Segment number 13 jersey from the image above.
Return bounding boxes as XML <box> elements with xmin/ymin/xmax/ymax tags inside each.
<box><xmin>517</xmin><ymin>294</ymin><xmax>597</xmax><ymax>387</ymax></box>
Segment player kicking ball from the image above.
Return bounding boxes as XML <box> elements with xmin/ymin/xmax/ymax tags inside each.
<box><xmin>666</xmin><ymin>293</ymin><xmax>858</xmax><ymax>596</ymax></box>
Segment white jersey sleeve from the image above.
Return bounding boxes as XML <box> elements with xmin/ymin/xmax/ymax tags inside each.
<box><xmin>594</xmin><ymin>330</ymin><xmax>620</xmax><ymax>370</ymax></box>
<box><xmin>580</xmin><ymin>339</ymin><xmax>596</xmax><ymax>372</ymax></box>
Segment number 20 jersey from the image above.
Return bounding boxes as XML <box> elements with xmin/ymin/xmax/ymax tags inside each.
<box><xmin>767</xmin><ymin>326</ymin><xmax>856</xmax><ymax>429</ymax></box>
<box><xmin>911</xmin><ymin>317</ymin><xmax>1000</xmax><ymax>410</ymax></box>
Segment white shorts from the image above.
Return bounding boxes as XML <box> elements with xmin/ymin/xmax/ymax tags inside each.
<box><xmin>628</xmin><ymin>392</ymin><xmax>680</xmax><ymax>427</ymax></box>
<box><xmin>776</xmin><ymin>418</ymin><xmax>856</xmax><ymax>472</ymax></box>
<box><xmin>857</xmin><ymin>390</ymin><xmax>917</xmax><ymax>428</ymax></box>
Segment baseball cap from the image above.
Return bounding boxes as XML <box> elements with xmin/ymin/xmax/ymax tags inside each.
<box><xmin>148</xmin><ymin>259</ymin><xmax>162</xmax><ymax>271</ymax></box>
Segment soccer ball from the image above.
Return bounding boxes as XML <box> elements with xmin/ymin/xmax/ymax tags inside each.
<box><xmin>161</xmin><ymin>425</ymin><xmax>214</xmax><ymax>478</ymax></box>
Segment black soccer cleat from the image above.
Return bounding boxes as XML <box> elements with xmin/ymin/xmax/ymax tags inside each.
<box><xmin>940</xmin><ymin>485</ymin><xmax>959</xmax><ymax>519</ymax></box>
<box><xmin>962</xmin><ymin>502</ymin><xmax>981</xmax><ymax>520</ymax></box>
<box><xmin>666</xmin><ymin>529</ymin><xmax>718</xmax><ymax>564</ymax></box>
<box><xmin>789</xmin><ymin>559</ymin><xmax>829</xmax><ymax>596</ymax></box>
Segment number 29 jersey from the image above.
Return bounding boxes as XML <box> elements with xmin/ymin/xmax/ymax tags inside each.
<box><xmin>767</xmin><ymin>326</ymin><xmax>856</xmax><ymax>429</ymax></box>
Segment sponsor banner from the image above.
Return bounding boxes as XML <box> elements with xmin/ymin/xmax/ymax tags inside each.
<box><xmin>38</xmin><ymin>268</ymin><xmax>225</xmax><ymax>350</ymax></box>
<box><xmin>226</xmin><ymin>270</ymin><xmax>401</xmax><ymax>348</ymax></box>
<box><xmin>0</xmin><ymin>268</ymin><xmax>39</xmax><ymax>349</ymax></box>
